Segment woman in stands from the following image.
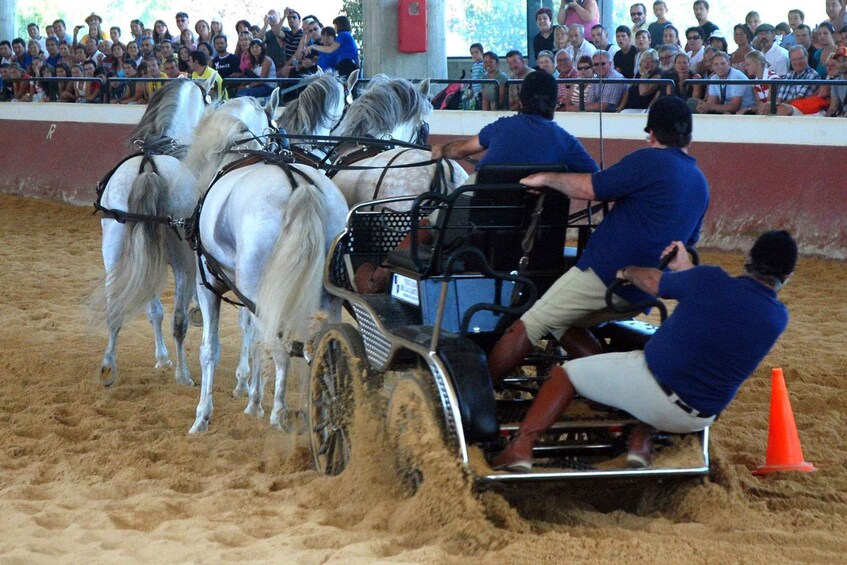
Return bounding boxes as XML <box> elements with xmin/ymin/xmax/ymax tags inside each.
<box><xmin>731</xmin><ymin>24</ymin><xmax>754</xmax><ymax>71</ymax></box>
<box><xmin>662</xmin><ymin>24</ymin><xmax>682</xmax><ymax>48</ymax></box>
<box><xmin>307</xmin><ymin>16</ymin><xmax>360</xmax><ymax>77</ymax></box>
<box><xmin>55</xmin><ymin>63</ymin><xmax>74</xmax><ymax>102</ymax></box>
<box><xmin>481</xmin><ymin>51</ymin><xmax>509</xmax><ymax>111</ymax></box>
<box><xmin>126</xmin><ymin>41</ymin><xmax>142</xmax><ymax>66</ymax></box>
<box><xmin>666</xmin><ymin>52</ymin><xmax>703</xmax><ymax>101</ymax></box>
<box><xmin>177</xmin><ymin>45</ymin><xmax>191</xmax><ymax>74</ymax></box>
<box><xmin>235</xmin><ymin>38</ymin><xmax>276</xmax><ymax>98</ymax></box>
<box><xmin>153</xmin><ymin>20</ymin><xmax>173</xmax><ymax>45</ymax></box>
<box><xmin>617</xmin><ymin>49</ymin><xmax>662</xmax><ymax>111</ymax></box>
<box><xmin>195</xmin><ymin>20</ymin><xmax>213</xmax><ymax>45</ymax></box>
<box><xmin>210</xmin><ymin>18</ymin><xmax>224</xmax><ymax>39</ymax></box>
<box><xmin>533</xmin><ymin>7</ymin><xmax>557</xmax><ymax>59</ymax></box>
<box><xmin>557</xmin><ymin>0</ymin><xmax>599</xmax><ymax>41</ymax></box>
<box><xmin>179</xmin><ymin>28</ymin><xmax>196</xmax><ymax>50</ymax></box>
<box><xmin>815</xmin><ymin>23</ymin><xmax>838</xmax><ymax>78</ymax></box>
<box><xmin>536</xmin><ymin>50</ymin><xmax>556</xmax><ymax>75</ymax></box>
<box><xmin>739</xmin><ymin>50</ymin><xmax>780</xmax><ymax>114</ymax></box>
<box><xmin>554</xmin><ymin>25</ymin><xmax>570</xmax><ymax>52</ymax></box>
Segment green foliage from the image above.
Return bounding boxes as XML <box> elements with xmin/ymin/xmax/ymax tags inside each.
<box><xmin>446</xmin><ymin>0</ymin><xmax>526</xmax><ymax>57</ymax></box>
<box><xmin>341</xmin><ymin>0</ymin><xmax>363</xmax><ymax>45</ymax></box>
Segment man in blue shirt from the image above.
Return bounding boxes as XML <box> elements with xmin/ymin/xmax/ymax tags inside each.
<box><xmin>487</xmin><ymin>95</ymin><xmax>708</xmax><ymax>380</ymax></box>
<box><xmin>493</xmin><ymin>230</ymin><xmax>796</xmax><ymax>472</ymax></box>
<box><xmin>431</xmin><ymin>70</ymin><xmax>599</xmax><ymax>175</ymax></box>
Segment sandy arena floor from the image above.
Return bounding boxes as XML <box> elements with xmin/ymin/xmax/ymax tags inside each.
<box><xmin>1</xmin><ymin>194</ymin><xmax>846</xmax><ymax>563</ymax></box>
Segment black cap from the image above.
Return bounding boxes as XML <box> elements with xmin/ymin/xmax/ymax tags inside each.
<box><xmin>749</xmin><ymin>230</ymin><xmax>798</xmax><ymax>278</ymax></box>
<box><xmin>176</xmin><ymin>11</ymin><xmax>189</xmax><ymax>19</ymax></box>
<box><xmin>519</xmin><ymin>70</ymin><xmax>557</xmax><ymax>106</ymax></box>
<box><xmin>644</xmin><ymin>95</ymin><xmax>692</xmax><ymax>138</ymax></box>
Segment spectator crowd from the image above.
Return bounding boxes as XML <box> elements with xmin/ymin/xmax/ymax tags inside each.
<box><xmin>1</xmin><ymin>1</ymin><xmax>846</xmax><ymax>116</ymax></box>
<box><xmin>473</xmin><ymin>0</ymin><xmax>847</xmax><ymax>117</ymax></box>
<box><xmin>0</xmin><ymin>7</ymin><xmax>360</xmax><ymax>104</ymax></box>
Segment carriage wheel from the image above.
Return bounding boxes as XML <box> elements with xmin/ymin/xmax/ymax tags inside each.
<box><xmin>307</xmin><ymin>323</ymin><xmax>366</xmax><ymax>476</ymax></box>
<box><xmin>386</xmin><ymin>368</ymin><xmax>455</xmax><ymax>496</ymax></box>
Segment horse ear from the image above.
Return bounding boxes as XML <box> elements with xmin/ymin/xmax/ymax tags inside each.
<box><xmin>418</xmin><ymin>78</ymin><xmax>431</xmax><ymax>97</ymax></box>
<box><xmin>315</xmin><ymin>67</ymin><xmax>324</xmax><ymax>77</ymax></box>
<box><xmin>266</xmin><ymin>87</ymin><xmax>280</xmax><ymax>119</ymax></box>
<box><xmin>201</xmin><ymin>75</ymin><xmax>215</xmax><ymax>100</ymax></box>
<box><xmin>346</xmin><ymin>71</ymin><xmax>358</xmax><ymax>94</ymax></box>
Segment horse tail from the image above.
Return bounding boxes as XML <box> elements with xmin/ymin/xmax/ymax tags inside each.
<box><xmin>256</xmin><ymin>181</ymin><xmax>328</xmax><ymax>345</ymax></box>
<box><xmin>106</xmin><ymin>167</ymin><xmax>169</xmax><ymax>330</ymax></box>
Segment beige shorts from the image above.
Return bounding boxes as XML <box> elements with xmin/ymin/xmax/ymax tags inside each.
<box><xmin>565</xmin><ymin>350</ymin><xmax>716</xmax><ymax>434</ymax></box>
<box><xmin>521</xmin><ymin>267</ymin><xmax>631</xmax><ymax>344</ymax></box>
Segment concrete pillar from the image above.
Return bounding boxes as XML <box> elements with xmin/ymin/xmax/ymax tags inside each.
<box><xmin>362</xmin><ymin>0</ymin><xmax>446</xmax><ymax>80</ymax></box>
<box><xmin>0</xmin><ymin>0</ymin><xmax>16</xmax><ymax>43</ymax></box>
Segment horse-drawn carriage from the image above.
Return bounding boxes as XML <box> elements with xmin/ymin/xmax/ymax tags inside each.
<box><xmin>306</xmin><ymin>165</ymin><xmax>711</xmax><ymax>487</ymax></box>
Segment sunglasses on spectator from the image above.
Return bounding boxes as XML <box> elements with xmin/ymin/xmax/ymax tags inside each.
<box><xmin>592</xmin><ymin>62</ymin><xmax>608</xmax><ymax>67</ymax></box>
<box><xmin>630</xmin><ymin>11</ymin><xmax>644</xmax><ymax>16</ymax></box>
<box><xmin>687</xmin><ymin>35</ymin><xmax>701</xmax><ymax>40</ymax></box>
<box><xmin>578</xmin><ymin>65</ymin><xmax>591</xmax><ymax>70</ymax></box>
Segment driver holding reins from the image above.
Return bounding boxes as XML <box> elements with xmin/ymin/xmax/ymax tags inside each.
<box><xmin>492</xmin><ymin>231</ymin><xmax>797</xmax><ymax>471</ymax></box>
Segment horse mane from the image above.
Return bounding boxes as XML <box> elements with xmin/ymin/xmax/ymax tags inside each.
<box><xmin>336</xmin><ymin>75</ymin><xmax>432</xmax><ymax>139</ymax></box>
<box><xmin>278</xmin><ymin>73</ymin><xmax>343</xmax><ymax>136</ymax></box>
<box><xmin>183</xmin><ymin>97</ymin><xmax>266</xmax><ymax>195</ymax></box>
<box><xmin>128</xmin><ymin>79</ymin><xmax>201</xmax><ymax>155</ymax></box>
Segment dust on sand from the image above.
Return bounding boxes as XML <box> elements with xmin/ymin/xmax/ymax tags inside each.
<box><xmin>1</xmin><ymin>194</ymin><xmax>846</xmax><ymax>563</ymax></box>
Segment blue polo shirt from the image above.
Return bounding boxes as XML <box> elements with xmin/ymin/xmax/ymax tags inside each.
<box><xmin>646</xmin><ymin>267</ymin><xmax>789</xmax><ymax>414</ymax></box>
<box><xmin>477</xmin><ymin>114</ymin><xmax>599</xmax><ymax>173</ymax></box>
<box><xmin>578</xmin><ymin>146</ymin><xmax>709</xmax><ymax>303</ymax></box>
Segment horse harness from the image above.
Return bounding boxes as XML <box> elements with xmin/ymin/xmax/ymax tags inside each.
<box><xmin>93</xmin><ymin>137</ymin><xmax>189</xmax><ymax>239</ymax></box>
<box><xmin>190</xmin><ymin>150</ymin><xmax>312</xmax><ymax>313</ymax></box>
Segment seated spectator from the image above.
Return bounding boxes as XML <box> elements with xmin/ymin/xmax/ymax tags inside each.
<box><xmin>591</xmin><ymin>24</ymin><xmax>618</xmax><ymax>58</ymax></box>
<box><xmin>730</xmin><ymin>24</ymin><xmax>754</xmax><ymax>73</ymax></box>
<box><xmin>57</xmin><ymin>42</ymin><xmax>73</xmax><ymax>66</ymax></box>
<box><xmin>774</xmin><ymin>46</ymin><xmax>826</xmax><ymax>116</ymax></box>
<box><xmin>53</xmin><ymin>19</ymin><xmax>73</xmax><ymax>45</ymax></box>
<box><xmin>9</xmin><ymin>61</ymin><xmax>33</xmax><ymax>101</ymax></box>
<box><xmin>179</xmin><ymin>29</ymin><xmax>196</xmax><ymax>50</ymax></box>
<box><xmin>211</xmin><ymin>17</ymin><xmax>224</xmax><ymax>39</ymax></box>
<box><xmin>78</xmin><ymin>59</ymin><xmax>102</xmax><ymax>103</ymax></box>
<box><xmin>197</xmin><ymin>42</ymin><xmax>214</xmax><ymax>61</ymax></box>
<box><xmin>307</xmin><ymin>15</ymin><xmax>359</xmax><ymax>78</ymax></box>
<box><xmin>177</xmin><ymin>44</ymin><xmax>192</xmax><ymax>73</ymax></box>
<box><xmin>153</xmin><ymin>20</ymin><xmax>173</xmax><ymax>45</ymax></box>
<box><xmin>685</xmin><ymin>26</ymin><xmax>705</xmax><ymax>67</ymax></box>
<box><xmin>76</xmin><ymin>13</ymin><xmax>108</xmax><ymax>44</ymax></box>
<box><xmin>235</xmin><ymin>19</ymin><xmax>252</xmax><ymax>36</ymax></box>
<box><xmin>235</xmin><ymin>31</ymin><xmax>253</xmax><ymax>75</ymax></box>
<box><xmin>662</xmin><ymin>24</ymin><xmax>682</xmax><ymax>48</ymax></box>
<box><xmin>633</xmin><ymin>28</ymin><xmax>651</xmax><ymax>70</ymax></box>
<box><xmin>656</xmin><ymin>43</ymin><xmax>678</xmax><ymax>74</ymax></box>
<box><xmin>126</xmin><ymin>41</ymin><xmax>142</xmax><ymax>66</ymax></box>
<box><xmin>24</xmin><ymin>39</ymin><xmax>41</xmax><ymax>69</ymax></box>
<box><xmin>159</xmin><ymin>40</ymin><xmax>175</xmax><ymax>64</ymax></box>
<box><xmin>54</xmin><ymin>62</ymin><xmax>74</xmax><ymax>102</ymax></box>
<box><xmin>234</xmin><ymin>39</ymin><xmax>274</xmax><ymax>98</ymax></box>
<box><xmin>2</xmin><ymin>40</ymin><xmax>15</xmax><ymax>65</ymax></box>
<box><xmin>504</xmin><ymin>50</ymin><xmax>534</xmax><ymax>111</ymax></box>
<box><xmin>583</xmin><ymin>50</ymin><xmax>626</xmax><ymax>111</ymax></box>
<box><xmin>29</xmin><ymin>56</ymin><xmax>51</xmax><ymax>102</ymax></box>
<box><xmin>617</xmin><ymin>48</ymin><xmax>661</xmax><ymax>111</ymax></box>
<box><xmin>118</xmin><ymin>60</ymin><xmax>145</xmax><ymax>104</ymax></box>
<box><xmin>39</xmin><ymin>64</ymin><xmax>59</xmax><ymax>102</ymax></box>
<box><xmin>533</xmin><ymin>7</ymin><xmax>557</xmax><ymax>60</ymax></box>
<box><xmin>696</xmin><ymin>46</ymin><xmax>719</xmax><ymax>77</ymax></box>
<box><xmin>781</xmin><ymin>9</ymin><xmax>805</xmax><ymax>49</ymax></box>
<box><xmin>189</xmin><ymin>49</ymin><xmax>226</xmax><ymax>101</ymax></box>
<box><xmin>756</xmin><ymin>24</ymin><xmax>789</xmax><ymax>76</ymax></box>
<box><xmin>0</xmin><ymin>63</ymin><xmax>13</xmax><ymax>101</ymax></box>
<box><xmin>109</xmin><ymin>26</ymin><xmax>121</xmax><ymax>45</ymax></box>
<box><xmin>195</xmin><ymin>19</ymin><xmax>213</xmax><ymax>45</ymax></box>
<box><xmin>566</xmin><ymin>23</ymin><xmax>597</xmax><ymax>62</ymax></box>
<box><xmin>44</xmin><ymin>37</ymin><xmax>61</xmax><ymax>67</ymax></box>
<box><xmin>826</xmin><ymin>46</ymin><xmax>847</xmax><ymax>116</ymax></box>
<box><xmin>815</xmin><ymin>22</ymin><xmax>839</xmax><ymax>77</ymax></box>
<box><xmin>11</xmin><ymin>38</ymin><xmax>26</xmax><ymax>65</ymax></box>
<box><xmin>739</xmin><ymin>50</ymin><xmax>781</xmax><ymax>114</ymax></box>
<box><xmin>163</xmin><ymin>58</ymin><xmax>183</xmax><ymax>79</ymax></box>
<box><xmin>567</xmin><ymin>54</ymin><xmax>595</xmax><ymax>110</ymax></box>
<box><xmin>554</xmin><ymin>25</ymin><xmax>570</xmax><ymax>52</ymax></box>
<box><xmin>211</xmin><ymin>34</ymin><xmax>241</xmax><ymax>97</ymax></box>
<box><xmin>291</xmin><ymin>17</ymin><xmax>323</xmax><ymax>76</ymax></box>
<box><xmin>708</xmin><ymin>29</ymin><xmax>728</xmax><ymax>53</ymax></box>
<box><xmin>481</xmin><ymin>51</ymin><xmax>508</xmax><ymax>111</ymax></box>
<box><xmin>613</xmin><ymin>25</ymin><xmax>637</xmax><ymax>78</ymax></box>
<box><xmin>555</xmin><ymin>49</ymin><xmax>579</xmax><ymax>110</ymax></box>
<box><xmin>666</xmin><ymin>52</ymin><xmax>703</xmax><ymax>102</ymax></box>
<box><xmin>143</xmin><ymin>57</ymin><xmax>166</xmax><ymax>100</ymax></box>
<box><xmin>695</xmin><ymin>51</ymin><xmax>754</xmax><ymax>114</ymax></box>
<box><xmin>536</xmin><ymin>50</ymin><xmax>556</xmax><ymax>75</ymax></box>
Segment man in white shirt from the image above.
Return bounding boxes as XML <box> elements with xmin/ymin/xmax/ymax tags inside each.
<box><xmin>567</xmin><ymin>23</ymin><xmax>597</xmax><ymax>62</ymax></box>
<box><xmin>756</xmin><ymin>24</ymin><xmax>789</xmax><ymax>77</ymax></box>
<box><xmin>591</xmin><ymin>24</ymin><xmax>619</xmax><ymax>58</ymax></box>
<box><xmin>685</xmin><ymin>26</ymin><xmax>705</xmax><ymax>68</ymax></box>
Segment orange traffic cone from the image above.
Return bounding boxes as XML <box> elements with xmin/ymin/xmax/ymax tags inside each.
<box><xmin>753</xmin><ymin>368</ymin><xmax>816</xmax><ymax>476</ymax></box>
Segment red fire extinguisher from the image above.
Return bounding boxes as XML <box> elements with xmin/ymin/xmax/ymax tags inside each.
<box><xmin>398</xmin><ymin>0</ymin><xmax>427</xmax><ymax>53</ymax></box>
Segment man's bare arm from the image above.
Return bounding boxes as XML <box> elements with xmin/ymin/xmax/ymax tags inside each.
<box><xmin>520</xmin><ymin>172</ymin><xmax>596</xmax><ymax>200</ymax></box>
<box><xmin>431</xmin><ymin>136</ymin><xmax>484</xmax><ymax>160</ymax></box>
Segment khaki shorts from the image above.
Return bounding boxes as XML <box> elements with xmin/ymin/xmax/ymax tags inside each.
<box><xmin>565</xmin><ymin>350</ymin><xmax>715</xmax><ymax>433</ymax></box>
<box><xmin>521</xmin><ymin>267</ymin><xmax>631</xmax><ymax>344</ymax></box>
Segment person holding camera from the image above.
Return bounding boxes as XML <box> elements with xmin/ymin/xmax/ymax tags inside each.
<box><xmin>557</xmin><ymin>0</ymin><xmax>600</xmax><ymax>41</ymax></box>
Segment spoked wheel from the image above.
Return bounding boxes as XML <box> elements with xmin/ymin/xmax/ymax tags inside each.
<box><xmin>308</xmin><ymin>323</ymin><xmax>366</xmax><ymax>476</ymax></box>
<box><xmin>386</xmin><ymin>367</ymin><xmax>456</xmax><ymax>496</ymax></box>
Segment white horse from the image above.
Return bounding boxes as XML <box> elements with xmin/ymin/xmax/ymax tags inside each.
<box><xmin>97</xmin><ymin>78</ymin><xmax>209</xmax><ymax>387</ymax></box>
<box><xmin>285</xmin><ymin>74</ymin><xmax>468</xmax><ymax>208</ymax></box>
<box><xmin>182</xmin><ymin>92</ymin><xmax>350</xmax><ymax>433</ymax></box>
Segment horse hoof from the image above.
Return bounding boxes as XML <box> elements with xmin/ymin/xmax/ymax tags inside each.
<box><xmin>189</xmin><ymin>307</ymin><xmax>203</xmax><ymax>327</ymax></box>
<box><xmin>244</xmin><ymin>402</ymin><xmax>265</xmax><ymax>419</ymax></box>
<box><xmin>232</xmin><ymin>382</ymin><xmax>249</xmax><ymax>398</ymax></box>
<box><xmin>175</xmin><ymin>374</ymin><xmax>195</xmax><ymax>387</ymax></box>
<box><xmin>155</xmin><ymin>358</ymin><xmax>174</xmax><ymax>370</ymax></box>
<box><xmin>188</xmin><ymin>418</ymin><xmax>209</xmax><ymax>434</ymax></box>
<box><xmin>100</xmin><ymin>366</ymin><xmax>117</xmax><ymax>387</ymax></box>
